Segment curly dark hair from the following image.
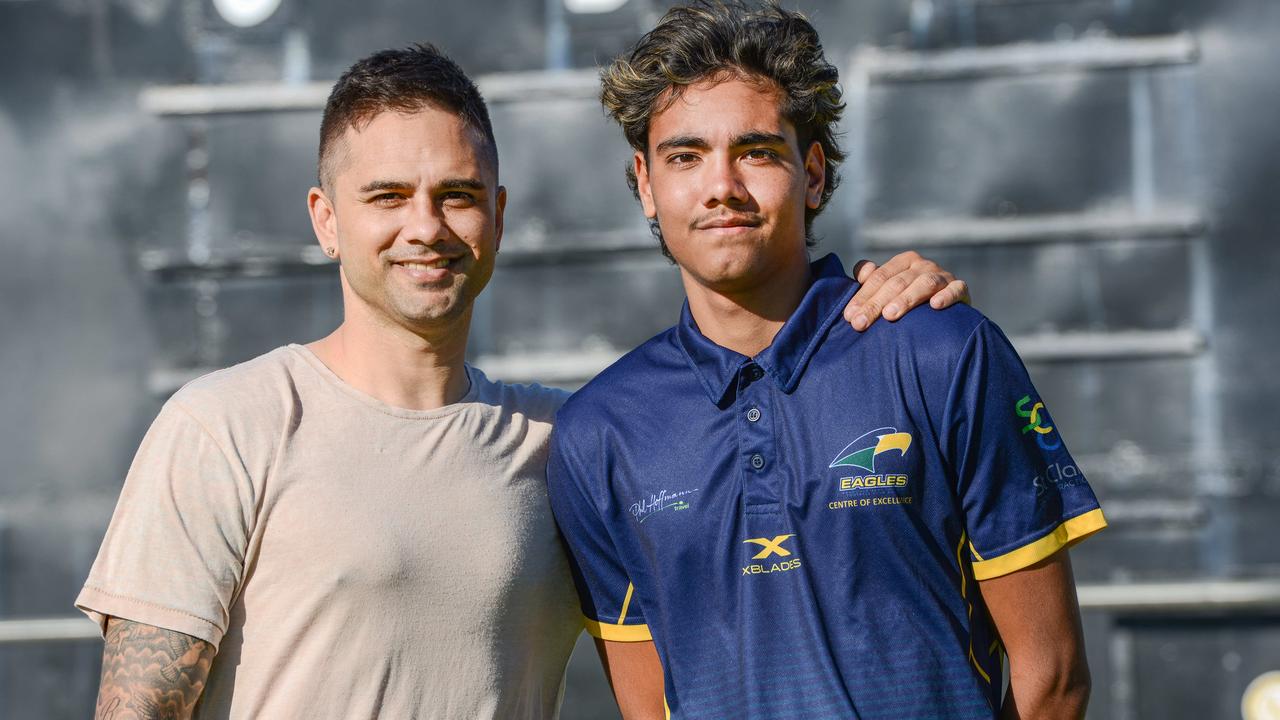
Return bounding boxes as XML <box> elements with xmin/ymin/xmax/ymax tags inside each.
<box><xmin>318</xmin><ymin>43</ymin><xmax>497</xmax><ymax>192</ymax></box>
<box><xmin>600</xmin><ymin>1</ymin><xmax>845</xmax><ymax>257</ymax></box>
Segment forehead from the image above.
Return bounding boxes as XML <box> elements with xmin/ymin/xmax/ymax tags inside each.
<box><xmin>335</xmin><ymin>107</ymin><xmax>494</xmax><ymax>186</ymax></box>
<box><xmin>647</xmin><ymin>77</ymin><xmax>795</xmax><ymax>146</ymax></box>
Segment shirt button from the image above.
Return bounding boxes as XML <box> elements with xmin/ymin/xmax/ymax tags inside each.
<box><xmin>745</xmin><ymin>365</ymin><xmax>764</xmax><ymax>381</ymax></box>
<box><xmin>746</xmin><ymin>407</ymin><xmax>761</xmax><ymax>423</ymax></box>
<box><xmin>750</xmin><ymin>453</ymin><xmax>765</xmax><ymax>470</ymax></box>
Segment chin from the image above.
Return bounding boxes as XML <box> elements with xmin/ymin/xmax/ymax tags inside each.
<box><xmin>388</xmin><ymin>294</ymin><xmax>468</xmax><ymax>325</ymax></box>
<box><xmin>691</xmin><ymin>252</ymin><xmax>771</xmax><ymax>285</ymax></box>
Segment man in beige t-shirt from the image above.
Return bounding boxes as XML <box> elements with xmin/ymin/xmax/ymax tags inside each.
<box><xmin>77</xmin><ymin>43</ymin><xmax>967</xmax><ymax>720</ymax></box>
<box><xmin>79</xmin><ymin>348</ymin><xmax>579</xmax><ymax>718</ymax></box>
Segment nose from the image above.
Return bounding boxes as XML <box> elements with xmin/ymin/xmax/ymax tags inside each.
<box><xmin>703</xmin><ymin>153</ymin><xmax>749</xmax><ymax>209</ymax></box>
<box><xmin>403</xmin><ymin>195</ymin><xmax>450</xmax><ymax>246</ymax></box>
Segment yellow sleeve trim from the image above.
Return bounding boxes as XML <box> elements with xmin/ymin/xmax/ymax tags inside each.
<box><xmin>583</xmin><ymin>616</ymin><xmax>653</xmax><ymax>642</ymax></box>
<box><xmin>971</xmin><ymin>508</ymin><xmax>1107</xmax><ymax>581</ymax></box>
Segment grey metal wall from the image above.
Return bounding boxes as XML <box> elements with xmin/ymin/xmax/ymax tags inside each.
<box><xmin>0</xmin><ymin>0</ymin><xmax>1276</xmax><ymax>718</ymax></box>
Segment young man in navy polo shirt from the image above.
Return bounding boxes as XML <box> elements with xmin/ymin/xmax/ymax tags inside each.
<box><xmin>546</xmin><ymin>3</ymin><xmax>1107</xmax><ymax>719</ymax></box>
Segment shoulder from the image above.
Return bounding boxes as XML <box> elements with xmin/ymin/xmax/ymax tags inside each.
<box><xmin>165</xmin><ymin>346</ymin><xmax>307</xmax><ymax>436</ymax></box>
<box><xmin>877</xmin><ymin>302</ymin><xmax>987</xmax><ymax>346</ymax></box>
<box><xmin>467</xmin><ymin>366</ymin><xmax>571</xmax><ymax>425</ymax></box>
<box><xmin>556</xmin><ymin>327</ymin><xmax>682</xmax><ymax>431</ymax></box>
<box><xmin>812</xmin><ymin>304</ymin><xmax>1006</xmax><ymax>403</ymax></box>
<box><xmin>843</xmin><ymin>303</ymin><xmax>992</xmax><ymax>363</ymax></box>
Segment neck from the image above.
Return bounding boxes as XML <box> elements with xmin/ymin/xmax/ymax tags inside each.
<box><xmin>683</xmin><ymin>254</ymin><xmax>811</xmax><ymax>358</ymax></box>
<box><xmin>308</xmin><ymin>301</ymin><xmax>472</xmax><ymax>411</ymax></box>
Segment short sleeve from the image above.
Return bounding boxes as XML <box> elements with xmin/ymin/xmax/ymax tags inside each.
<box><xmin>75</xmin><ymin>399</ymin><xmax>254</xmax><ymax>647</ymax></box>
<box><xmin>546</xmin><ymin>426</ymin><xmax>651</xmax><ymax>642</ymax></box>
<box><xmin>944</xmin><ymin>319</ymin><xmax>1106</xmax><ymax>581</ymax></box>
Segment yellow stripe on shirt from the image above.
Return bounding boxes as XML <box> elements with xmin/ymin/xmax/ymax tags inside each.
<box><xmin>971</xmin><ymin>508</ymin><xmax>1107</xmax><ymax>581</ymax></box>
<box><xmin>583</xmin><ymin>616</ymin><xmax>653</xmax><ymax>642</ymax></box>
<box><xmin>619</xmin><ymin>582</ymin><xmax>635</xmax><ymax>624</ymax></box>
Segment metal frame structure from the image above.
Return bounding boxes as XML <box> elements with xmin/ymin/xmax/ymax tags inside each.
<box><xmin>840</xmin><ymin>28</ymin><xmax>1255</xmax><ymax>720</ymax></box>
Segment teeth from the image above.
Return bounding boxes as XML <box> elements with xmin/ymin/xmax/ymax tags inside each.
<box><xmin>399</xmin><ymin>258</ymin><xmax>451</xmax><ymax>269</ymax></box>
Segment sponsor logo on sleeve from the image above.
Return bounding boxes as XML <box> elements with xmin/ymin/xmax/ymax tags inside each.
<box><xmin>1016</xmin><ymin>396</ymin><xmax>1087</xmax><ymax>495</ymax></box>
<box><xmin>1015</xmin><ymin>395</ymin><xmax>1062</xmax><ymax>451</ymax></box>
<box><xmin>1031</xmin><ymin>461</ymin><xmax>1088</xmax><ymax>496</ymax></box>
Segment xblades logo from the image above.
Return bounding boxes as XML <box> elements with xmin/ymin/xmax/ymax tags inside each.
<box><xmin>743</xmin><ymin>534</ymin><xmax>794</xmax><ymax>559</ymax></box>
<box><xmin>1016</xmin><ymin>396</ymin><xmax>1062</xmax><ymax>451</ymax></box>
<box><xmin>741</xmin><ymin>534</ymin><xmax>802</xmax><ymax>576</ymax></box>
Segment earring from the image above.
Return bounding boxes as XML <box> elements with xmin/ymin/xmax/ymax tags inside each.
<box><xmin>324</xmin><ymin>247</ymin><xmax>337</xmax><ymax>258</ymax></box>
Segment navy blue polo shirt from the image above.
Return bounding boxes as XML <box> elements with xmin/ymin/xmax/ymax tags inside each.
<box><xmin>547</xmin><ymin>254</ymin><xmax>1106</xmax><ymax>719</ymax></box>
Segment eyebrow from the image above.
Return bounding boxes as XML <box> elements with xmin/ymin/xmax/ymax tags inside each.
<box><xmin>357</xmin><ymin>177</ymin><xmax>488</xmax><ymax>194</ymax></box>
<box><xmin>358</xmin><ymin>179</ymin><xmax>415</xmax><ymax>194</ymax></box>
<box><xmin>653</xmin><ymin>131</ymin><xmax>790</xmax><ymax>155</ymax></box>
<box><xmin>654</xmin><ymin>135</ymin><xmax>710</xmax><ymax>154</ymax></box>
<box><xmin>731</xmin><ymin>131</ymin><xmax>788</xmax><ymax>148</ymax></box>
<box><xmin>438</xmin><ymin>178</ymin><xmax>487</xmax><ymax>192</ymax></box>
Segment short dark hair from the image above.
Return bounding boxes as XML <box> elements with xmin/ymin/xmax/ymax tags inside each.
<box><xmin>600</xmin><ymin>1</ymin><xmax>845</xmax><ymax>258</ymax></box>
<box><xmin>318</xmin><ymin>43</ymin><xmax>498</xmax><ymax>191</ymax></box>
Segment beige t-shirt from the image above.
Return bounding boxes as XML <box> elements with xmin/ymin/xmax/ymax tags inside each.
<box><xmin>76</xmin><ymin>345</ymin><xmax>583</xmax><ymax>719</ymax></box>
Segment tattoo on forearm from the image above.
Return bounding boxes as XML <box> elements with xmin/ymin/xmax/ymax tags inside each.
<box><xmin>95</xmin><ymin>617</ymin><xmax>216</xmax><ymax>720</ymax></box>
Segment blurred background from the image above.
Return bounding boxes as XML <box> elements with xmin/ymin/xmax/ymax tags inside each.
<box><xmin>1</xmin><ymin>0</ymin><xmax>1278</xmax><ymax>717</ymax></box>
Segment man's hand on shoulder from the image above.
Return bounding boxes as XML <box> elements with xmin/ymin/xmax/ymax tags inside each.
<box><xmin>844</xmin><ymin>250</ymin><xmax>972</xmax><ymax>331</ymax></box>
<box><xmin>95</xmin><ymin>617</ymin><xmax>215</xmax><ymax>720</ymax></box>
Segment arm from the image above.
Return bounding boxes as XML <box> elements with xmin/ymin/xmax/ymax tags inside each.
<box><xmin>844</xmin><ymin>250</ymin><xmax>972</xmax><ymax>331</ymax></box>
<box><xmin>594</xmin><ymin>638</ymin><xmax>666</xmax><ymax>720</ymax></box>
<box><xmin>978</xmin><ymin>551</ymin><xmax>1090</xmax><ymax>720</ymax></box>
<box><xmin>546</xmin><ymin>427</ymin><xmax>666</xmax><ymax>717</ymax></box>
<box><xmin>94</xmin><ymin>616</ymin><xmax>216</xmax><ymax>720</ymax></box>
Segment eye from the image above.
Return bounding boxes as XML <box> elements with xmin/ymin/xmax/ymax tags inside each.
<box><xmin>667</xmin><ymin>152</ymin><xmax>699</xmax><ymax>167</ymax></box>
<box><xmin>371</xmin><ymin>192</ymin><xmax>405</xmax><ymax>206</ymax></box>
<box><xmin>441</xmin><ymin>191</ymin><xmax>477</xmax><ymax>207</ymax></box>
<box><xmin>743</xmin><ymin>148</ymin><xmax>779</xmax><ymax>161</ymax></box>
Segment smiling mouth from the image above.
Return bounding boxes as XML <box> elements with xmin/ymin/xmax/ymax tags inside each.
<box><xmin>394</xmin><ymin>258</ymin><xmax>453</xmax><ymax>270</ymax></box>
<box><xmin>390</xmin><ymin>256</ymin><xmax>464</xmax><ymax>282</ymax></box>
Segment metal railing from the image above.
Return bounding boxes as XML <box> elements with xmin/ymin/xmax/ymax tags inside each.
<box><xmin>138</xmin><ymin>68</ymin><xmax>600</xmax><ymax>117</ymax></box>
<box><xmin>7</xmin><ymin>578</ymin><xmax>1279</xmax><ymax>645</ymax></box>
<box><xmin>856</xmin><ymin>33</ymin><xmax>1198</xmax><ymax>84</ymax></box>
<box><xmin>861</xmin><ymin>210</ymin><xmax>1205</xmax><ymax>250</ymax></box>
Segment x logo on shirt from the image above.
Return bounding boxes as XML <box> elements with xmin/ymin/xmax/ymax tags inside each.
<box><xmin>743</xmin><ymin>534</ymin><xmax>795</xmax><ymax>560</ymax></box>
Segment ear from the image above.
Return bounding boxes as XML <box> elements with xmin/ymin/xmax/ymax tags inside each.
<box><xmin>308</xmin><ymin>186</ymin><xmax>339</xmax><ymax>257</ymax></box>
<box><xmin>493</xmin><ymin>185</ymin><xmax>507</xmax><ymax>253</ymax></box>
<box><xmin>803</xmin><ymin>140</ymin><xmax>826</xmax><ymax>210</ymax></box>
<box><xmin>634</xmin><ymin>150</ymin><xmax>657</xmax><ymax>219</ymax></box>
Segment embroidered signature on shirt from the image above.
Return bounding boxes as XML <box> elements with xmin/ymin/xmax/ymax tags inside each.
<box><xmin>629</xmin><ymin>488</ymin><xmax>699</xmax><ymax>523</ymax></box>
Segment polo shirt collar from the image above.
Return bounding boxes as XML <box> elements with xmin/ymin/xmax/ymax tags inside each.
<box><xmin>676</xmin><ymin>253</ymin><xmax>856</xmax><ymax>405</ymax></box>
